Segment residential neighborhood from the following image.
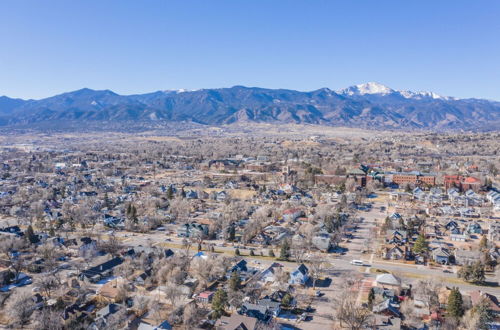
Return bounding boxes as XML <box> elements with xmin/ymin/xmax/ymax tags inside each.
<box><xmin>0</xmin><ymin>130</ymin><xmax>499</xmax><ymax>329</ymax></box>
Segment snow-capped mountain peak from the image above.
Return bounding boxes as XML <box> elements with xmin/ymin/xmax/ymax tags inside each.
<box><xmin>339</xmin><ymin>82</ymin><xmax>394</xmax><ymax>96</ymax></box>
<box><xmin>163</xmin><ymin>89</ymin><xmax>199</xmax><ymax>94</ymax></box>
<box><xmin>399</xmin><ymin>90</ymin><xmax>452</xmax><ymax>100</ymax></box>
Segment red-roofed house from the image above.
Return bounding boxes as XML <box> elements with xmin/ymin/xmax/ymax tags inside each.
<box><xmin>282</xmin><ymin>208</ymin><xmax>304</xmax><ymax>222</ymax></box>
<box><xmin>196</xmin><ymin>291</ymin><xmax>214</xmax><ymax>304</ymax></box>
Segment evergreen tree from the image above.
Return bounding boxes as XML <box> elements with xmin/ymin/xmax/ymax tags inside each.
<box><xmin>279</xmin><ymin>239</ymin><xmax>291</xmax><ymax>261</ymax></box>
<box><xmin>25</xmin><ymin>225</ymin><xmax>38</xmax><ymax>244</ymax></box>
<box><xmin>228</xmin><ymin>225</ymin><xmax>236</xmax><ymax>242</ymax></box>
<box><xmin>235</xmin><ymin>248</ymin><xmax>240</xmax><ymax>256</ymax></box>
<box><xmin>166</xmin><ymin>185</ymin><xmax>174</xmax><ymax>200</ymax></box>
<box><xmin>104</xmin><ymin>192</ymin><xmax>111</xmax><ymax>209</ymax></box>
<box><xmin>197</xmin><ymin>243</ymin><xmax>202</xmax><ymax>252</ymax></box>
<box><xmin>126</xmin><ymin>203</ymin><xmax>132</xmax><ymax>217</ymax></box>
<box><xmin>472</xmin><ymin>298</ymin><xmax>494</xmax><ymax>330</ymax></box>
<box><xmin>211</xmin><ymin>289</ymin><xmax>228</xmax><ymax>319</ymax></box>
<box><xmin>324</xmin><ymin>216</ymin><xmax>334</xmax><ymax>233</ymax></box>
<box><xmin>367</xmin><ymin>288</ymin><xmax>375</xmax><ymax>309</ymax></box>
<box><xmin>269</xmin><ymin>249</ymin><xmax>275</xmax><ymax>258</ymax></box>
<box><xmin>126</xmin><ymin>204</ymin><xmax>138</xmax><ymax>224</ymax></box>
<box><xmin>250</xmin><ymin>249</ymin><xmax>255</xmax><ymax>256</ymax></box>
<box><xmin>413</xmin><ymin>233</ymin><xmax>428</xmax><ymax>255</ymax></box>
<box><xmin>229</xmin><ymin>271</ymin><xmax>241</xmax><ymax>291</ymax></box>
<box><xmin>447</xmin><ymin>287</ymin><xmax>464</xmax><ymax>318</ymax></box>
<box><xmin>281</xmin><ymin>293</ymin><xmax>293</xmax><ymax>307</ymax></box>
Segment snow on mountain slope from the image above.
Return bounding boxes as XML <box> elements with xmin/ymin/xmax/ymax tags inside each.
<box><xmin>339</xmin><ymin>82</ymin><xmax>394</xmax><ymax>96</ymax></box>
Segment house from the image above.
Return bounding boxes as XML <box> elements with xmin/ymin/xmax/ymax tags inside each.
<box><xmin>454</xmin><ymin>250</ymin><xmax>481</xmax><ymax>265</ymax></box>
<box><xmin>0</xmin><ymin>272</ymin><xmax>32</xmax><ymax>292</ymax></box>
<box><xmin>225</xmin><ymin>180</ymin><xmax>239</xmax><ymax>189</ymax></box>
<box><xmin>62</xmin><ymin>302</ymin><xmax>95</xmax><ymax>321</ymax></box>
<box><xmin>257</xmin><ymin>298</ymin><xmax>281</xmax><ymax>317</ymax></box>
<box><xmin>137</xmin><ymin>320</ymin><xmax>172</xmax><ymax>330</ymax></box>
<box><xmin>468</xmin><ymin>290</ymin><xmax>500</xmax><ymax>316</ymax></box>
<box><xmin>289</xmin><ymin>264</ymin><xmax>309</xmax><ymax>285</ymax></box>
<box><xmin>431</xmin><ymin>247</ymin><xmax>452</xmax><ymax>265</ymax></box>
<box><xmin>444</xmin><ymin>220</ymin><xmax>459</xmax><ymax>232</ymax></box>
<box><xmin>372</xmin><ymin>299</ymin><xmax>401</xmax><ymax>318</ymax></box>
<box><xmin>229</xmin><ymin>259</ymin><xmax>248</xmax><ymax>274</ymax></box>
<box><xmin>282</xmin><ymin>208</ymin><xmax>303</xmax><ymax>222</ymax></box>
<box><xmin>384</xmin><ymin>245</ymin><xmax>405</xmax><ymax>260</ymax></box>
<box><xmin>96</xmin><ymin>303</ymin><xmax>124</xmax><ymax>320</ymax></box>
<box><xmin>185</xmin><ymin>190</ymin><xmax>198</xmax><ymax>199</ymax></box>
<box><xmin>196</xmin><ymin>291</ymin><xmax>214</xmax><ymax>303</ymax></box>
<box><xmin>375</xmin><ymin>274</ymin><xmax>401</xmax><ymax>291</ymax></box>
<box><xmin>98</xmin><ymin>277</ymin><xmax>128</xmax><ymax>301</ymax></box>
<box><xmin>240</xmin><ymin>302</ymin><xmax>271</xmax><ymax>321</ymax></box>
<box><xmin>258</xmin><ymin>263</ymin><xmax>284</xmax><ymax>283</ymax></box>
<box><xmin>372</xmin><ymin>287</ymin><xmax>398</xmax><ymax>303</ymax></box>
<box><xmin>227</xmin><ymin>260</ymin><xmax>256</xmax><ymax>281</ymax></box>
<box><xmin>79</xmin><ymin>257</ymin><xmax>123</xmax><ymax>282</ymax></box>
<box><xmin>389</xmin><ymin>213</ymin><xmax>402</xmax><ymax>220</ymax></box>
<box><xmin>0</xmin><ymin>226</ymin><xmax>23</xmax><ymax>237</ymax></box>
<box><xmin>164</xmin><ymin>249</ymin><xmax>175</xmax><ymax>258</ymax></box>
<box><xmin>466</xmin><ymin>222</ymin><xmax>482</xmax><ymax>234</ymax></box>
<box><xmin>371</xmin><ymin>315</ymin><xmax>402</xmax><ymax>330</ymax></box>
<box><xmin>78</xmin><ymin>237</ymin><xmax>98</xmax><ymax>257</ymax></box>
<box><xmin>176</xmin><ymin>222</ymin><xmax>209</xmax><ymax>238</ymax></box>
<box><xmin>103</xmin><ymin>214</ymin><xmax>124</xmax><ymax>228</ymax></box>
<box><xmin>488</xmin><ymin>222</ymin><xmax>500</xmax><ymax>242</ymax></box>
<box><xmin>215</xmin><ymin>314</ymin><xmax>258</xmax><ymax>330</ymax></box>
<box><xmin>216</xmin><ymin>191</ymin><xmax>228</xmax><ymax>202</ymax></box>
<box><xmin>450</xmin><ymin>231</ymin><xmax>468</xmax><ymax>242</ymax></box>
<box><xmin>134</xmin><ymin>269</ymin><xmax>152</xmax><ymax>286</ymax></box>
<box><xmin>312</xmin><ymin>232</ymin><xmax>332</xmax><ymax>252</ymax></box>
<box><xmin>386</xmin><ymin>230</ymin><xmax>407</xmax><ymax>245</ymax></box>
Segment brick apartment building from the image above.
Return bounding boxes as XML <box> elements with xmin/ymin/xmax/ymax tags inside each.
<box><xmin>391</xmin><ymin>172</ymin><xmax>436</xmax><ymax>186</ymax></box>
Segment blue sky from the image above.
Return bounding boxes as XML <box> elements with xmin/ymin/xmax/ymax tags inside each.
<box><xmin>1</xmin><ymin>0</ymin><xmax>499</xmax><ymax>100</ymax></box>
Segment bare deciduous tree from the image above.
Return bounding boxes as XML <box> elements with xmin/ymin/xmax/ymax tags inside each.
<box><xmin>6</xmin><ymin>291</ymin><xmax>35</xmax><ymax>328</ymax></box>
<box><xmin>333</xmin><ymin>286</ymin><xmax>372</xmax><ymax>330</ymax></box>
<box><xmin>31</xmin><ymin>308</ymin><xmax>64</xmax><ymax>330</ymax></box>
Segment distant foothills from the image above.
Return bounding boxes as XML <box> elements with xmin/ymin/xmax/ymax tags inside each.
<box><xmin>1</xmin><ymin>82</ymin><xmax>499</xmax><ymax>130</ymax></box>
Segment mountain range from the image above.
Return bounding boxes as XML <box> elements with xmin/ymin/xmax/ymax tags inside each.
<box><xmin>1</xmin><ymin>82</ymin><xmax>499</xmax><ymax>130</ymax></box>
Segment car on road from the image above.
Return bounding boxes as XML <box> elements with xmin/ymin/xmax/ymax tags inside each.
<box><xmin>350</xmin><ymin>260</ymin><xmax>364</xmax><ymax>266</ymax></box>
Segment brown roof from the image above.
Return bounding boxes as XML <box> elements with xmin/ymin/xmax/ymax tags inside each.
<box><xmin>215</xmin><ymin>314</ymin><xmax>258</xmax><ymax>330</ymax></box>
<box><xmin>469</xmin><ymin>290</ymin><xmax>500</xmax><ymax>312</ymax></box>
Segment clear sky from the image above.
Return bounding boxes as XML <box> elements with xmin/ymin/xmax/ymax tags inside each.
<box><xmin>1</xmin><ymin>0</ymin><xmax>499</xmax><ymax>100</ymax></box>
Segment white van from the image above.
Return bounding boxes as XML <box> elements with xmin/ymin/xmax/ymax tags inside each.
<box><xmin>350</xmin><ymin>260</ymin><xmax>364</xmax><ymax>266</ymax></box>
